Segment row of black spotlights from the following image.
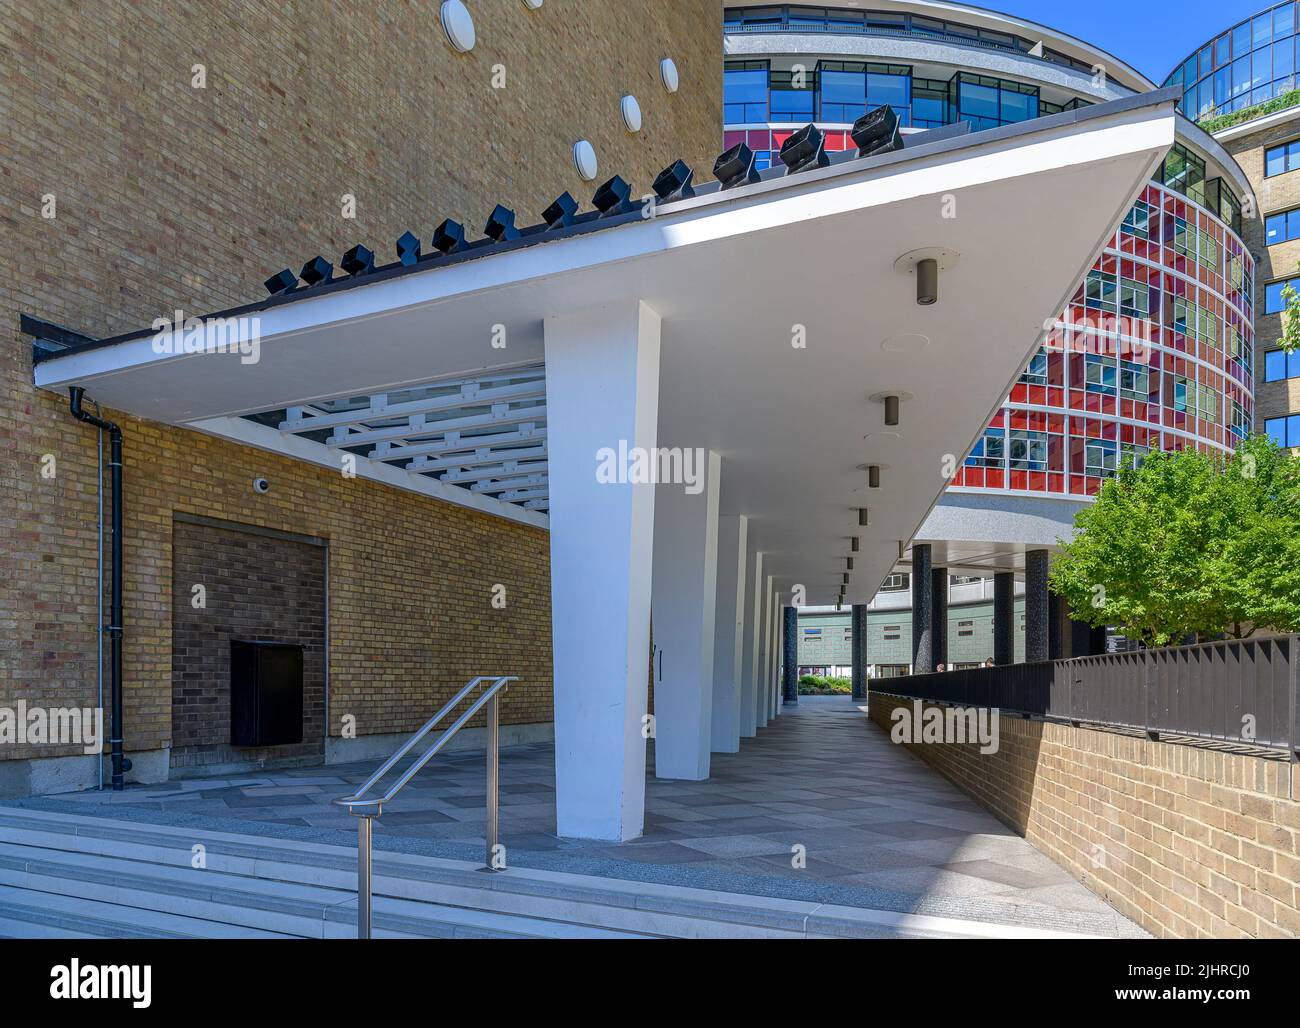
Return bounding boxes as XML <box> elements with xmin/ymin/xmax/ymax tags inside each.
<box><xmin>264</xmin><ymin>107</ymin><xmax>903</xmax><ymax>296</ymax></box>
<box><xmin>839</xmin><ymin>465</ymin><xmax>886</xmax><ymax>607</ymax></box>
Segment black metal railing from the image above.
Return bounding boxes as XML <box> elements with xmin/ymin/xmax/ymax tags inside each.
<box><xmin>879</xmin><ymin>636</ymin><xmax>1300</xmax><ymax>757</ymax></box>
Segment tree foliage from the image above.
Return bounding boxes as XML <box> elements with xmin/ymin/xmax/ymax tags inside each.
<box><xmin>1049</xmin><ymin>436</ymin><xmax>1300</xmax><ymax>647</ymax></box>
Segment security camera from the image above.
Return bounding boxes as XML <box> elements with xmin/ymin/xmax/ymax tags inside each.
<box><xmin>252</xmin><ymin>477</ymin><xmax>270</xmax><ymax>494</ymax></box>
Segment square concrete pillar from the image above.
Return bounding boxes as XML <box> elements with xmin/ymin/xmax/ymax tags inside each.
<box><xmin>911</xmin><ymin>544</ymin><xmax>934</xmax><ymax>674</ymax></box>
<box><xmin>993</xmin><ymin>571</ymin><xmax>1015</xmax><ymax>667</ymax></box>
<box><xmin>757</xmin><ymin>578</ymin><xmax>774</xmax><ymax>728</ymax></box>
<box><xmin>1025</xmin><ymin>549</ymin><xmax>1050</xmax><ymax>664</ymax></box>
<box><xmin>931</xmin><ymin>566</ymin><xmax>948</xmax><ymax>670</ymax></box>
<box><xmin>711</xmin><ymin>514</ymin><xmax>747</xmax><ymax>753</ymax></box>
<box><xmin>764</xmin><ymin>587</ymin><xmax>774</xmax><ymax>717</ymax></box>
<box><xmin>545</xmin><ymin>301</ymin><xmax>660</xmax><ymax>841</ymax></box>
<box><xmin>739</xmin><ymin>548</ymin><xmax>762</xmax><ymax>739</ymax></box>
<box><xmin>851</xmin><ymin>604</ymin><xmax>868</xmax><ymax>700</ymax></box>
<box><xmin>782</xmin><ymin>605</ymin><xmax>799</xmax><ymax>704</ymax></box>
<box><xmin>651</xmin><ymin>451</ymin><xmax>722</xmax><ymax>780</ymax></box>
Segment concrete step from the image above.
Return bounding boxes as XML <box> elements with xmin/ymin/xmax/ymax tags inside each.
<box><xmin>0</xmin><ymin>807</ymin><xmax>1105</xmax><ymax>939</ymax></box>
<box><xmin>0</xmin><ymin>835</ymin><xmax>649</xmax><ymax>940</ymax></box>
<box><xmin>0</xmin><ymin>884</ymin><xmax>291</xmax><ymax>939</ymax></box>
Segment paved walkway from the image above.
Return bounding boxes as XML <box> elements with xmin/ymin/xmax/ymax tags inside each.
<box><xmin>10</xmin><ymin>697</ymin><xmax>1144</xmax><ymax>935</ymax></box>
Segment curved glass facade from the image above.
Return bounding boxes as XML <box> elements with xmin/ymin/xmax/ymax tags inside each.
<box><xmin>724</xmin><ymin>59</ymin><xmax>1089</xmax><ymax>133</ymax></box>
<box><xmin>723</xmin><ymin>5</ymin><xmax>1100</xmax><ymax>75</ymax></box>
<box><xmin>1164</xmin><ymin>2</ymin><xmax>1300</xmax><ymax>123</ymax></box>
<box><xmin>725</xmin><ymin>12</ymin><xmax>1256</xmax><ymax>508</ymax></box>
<box><xmin>952</xmin><ymin>180</ymin><xmax>1255</xmax><ymax>498</ymax></box>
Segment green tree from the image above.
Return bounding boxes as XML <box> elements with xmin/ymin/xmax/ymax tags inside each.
<box><xmin>1050</xmin><ymin>436</ymin><xmax>1300</xmax><ymax>647</ymax></box>
<box><xmin>1280</xmin><ymin>262</ymin><xmax>1300</xmax><ymax>353</ymax></box>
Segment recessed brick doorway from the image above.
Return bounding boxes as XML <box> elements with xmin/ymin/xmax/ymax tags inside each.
<box><xmin>171</xmin><ymin>513</ymin><xmax>326</xmax><ymax>774</ymax></box>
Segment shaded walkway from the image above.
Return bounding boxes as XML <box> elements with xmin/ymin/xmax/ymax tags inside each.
<box><xmin>8</xmin><ymin>697</ymin><xmax>1143</xmax><ymax>935</ymax></box>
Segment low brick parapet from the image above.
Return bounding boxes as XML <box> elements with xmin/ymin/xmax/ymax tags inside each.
<box><xmin>868</xmin><ymin>693</ymin><xmax>1300</xmax><ymax>938</ymax></box>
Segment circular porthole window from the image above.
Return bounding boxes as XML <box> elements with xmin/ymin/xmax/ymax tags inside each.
<box><xmin>660</xmin><ymin>58</ymin><xmax>679</xmax><ymax>93</ymax></box>
<box><xmin>573</xmin><ymin>140</ymin><xmax>599</xmax><ymax>181</ymax></box>
<box><xmin>520</xmin><ymin>0</ymin><xmax>544</xmax><ymax>8</ymax></box>
<box><xmin>620</xmin><ymin>95</ymin><xmax>642</xmax><ymax>133</ymax></box>
<box><xmin>440</xmin><ymin>0</ymin><xmax>476</xmax><ymax>53</ymax></box>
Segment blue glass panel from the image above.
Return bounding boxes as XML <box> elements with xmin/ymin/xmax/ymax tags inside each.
<box><xmin>1267</xmin><ymin>212</ymin><xmax>1285</xmax><ymax>244</ymax></box>
<box><xmin>1232</xmin><ymin>55</ymin><xmax>1252</xmax><ymax>94</ymax></box>
<box><xmin>1254</xmin><ymin>44</ymin><xmax>1273</xmax><ymax>88</ymax></box>
<box><xmin>769</xmin><ymin>90</ymin><xmax>814</xmax><ymax>121</ymax></box>
<box><xmin>959</xmin><ymin>80</ymin><xmax>999</xmax><ymax>120</ymax></box>
<box><xmin>1265</xmin><ymin>350</ymin><xmax>1287</xmax><ymax>381</ymax></box>
<box><xmin>1233</xmin><ymin>22</ymin><xmax>1252</xmax><ymax>60</ymax></box>
<box><xmin>1266</xmin><ymin>417</ymin><xmax>1288</xmax><ymax>446</ymax></box>
<box><xmin>1000</xmin><ymin>88</ymin><xmax>1036</xmax><ymax>123</ymax></box>
<box><xmin>1290</xmin><ymin>414</ymin><xmax>1300</xmax><ymax>446</ymax></box>
<box><xmin>866</xmin><ymin>72</ymin><xmax>909</xmax><ymax>110</ymax></box>
<box><xmin>1254</xmin><ymin>13</ymin><xmax>1273</xmax><ymax>49</ymax></box>
<box><xmin>1215</xmin><ymin>66</ymin><xmax>1231</xmax><ymax>106</ymax></box>
<box><xmin>913</xmin><ymin>96</ymin><xmax>946</xmax><ymax>125</ymax></box>
<box><xmin>821</xmin><ymin>69</ymin><xmax>865</xmax><ymax>105</ymax></box>
<box><xmin>1277</xmin><ymin>39</ymin><xmax>1295</xmax><ymax>81</ymax></box>
<box><xmin>1277</xmin><ymin>3</ymin><xmax>1295</xmax><ymax>39</ymax></box>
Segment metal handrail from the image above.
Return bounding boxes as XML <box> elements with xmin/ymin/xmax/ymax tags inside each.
<box><xmin>332</xmin><ymin>674</ymin><xmax>517</xmax><ymax>938</ymax></box>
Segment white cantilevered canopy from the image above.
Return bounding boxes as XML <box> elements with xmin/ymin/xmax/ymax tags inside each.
<box><xmin>32</xmin><ymin>91</ymin><xmax>1178</xmax><ymax>839</ymax></box>
<box><xmin>33</xmin><ymin>93</ymin><xmax>1177</xmax><ymax>611</ymax></box>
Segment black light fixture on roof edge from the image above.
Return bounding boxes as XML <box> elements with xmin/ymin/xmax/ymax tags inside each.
<box><xmin>779</xmin><ymin>123</ymin><xmax>829</xmax><ymax>175</ymax></box>
<box><xmin>396</xmin><ymin>231</ymin><xmax>422</xmax><ymax>266</ymax></box>
<box><xmin>593</xmin><ymin>175</ymin><xmax>634</xmax><ymax>217</ymax></box>
<box><xmin>484</xmin><ymin>205</ymin><xmax>520</xmax><ymax>243</ymax></box>
<box><xmin>842</xmin><ymin>572</ymin><xmax>850</xmax><ymax>585</ymax></box>
<box><xmin>300</xmin><ymin>256</ymin><xmax>334</xmax><ymax>287</ymax></box>
<box><xmin>850</xmin><ymin>536</ymin><xmax>860</xmax><ymax>553</ymax></box>
<box><xmin>264</xmin><ymin>268</ymin><xmax>297</xmax><ymax>295</ymax></box>
<box><xmin>653</xmin><ymin>159</ymin><xmax>695</xmax><ymax>203</ymax></box>
<box><xmin>858</xmin><ymin>508</ymin><xmax>869</xmax><ymax>527</ymax></box>
<box><xmin>432</xmin><ymin>218</ymin><xmax>467</xmax><ymax>255</ymax></box>
<box><xmin>341</xmin><ymin>244</ymin><xmax>375</xmax><ymax>277</ymax></box>
<box><xmin>713</xmin><ymin>142</ymin><xmax>759</xmax><ymax>190</ymax></box>
<box><xmin>542</xmin><ymin>192</ymin><xmax>579</xmax><ymax>230</ymax></box>
<box><xmin>851</xmin><ymin>105</ymin><xmax>903</xmax><ymax>159</ymax></box>
<box><xmin>868</xmin><ymin>464</ymin><xmax>881</xmax><ymax>489</ymax></box>
<box><xmin>846</xmin><ymin>557</ymin><xmax>854</xmax><ymax>571</ymax></box>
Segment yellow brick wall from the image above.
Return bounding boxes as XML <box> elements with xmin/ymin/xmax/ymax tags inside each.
<box><xmin>869</xmin><ymin>695</ymin><xmax>1300</xmax><ymax>939</ymax></box>
<box><xmin>1221</xmin><ymin>116</ymin><xmax>1300</xmax><ymax>428</ymax></box>
<box><xmin>0</xmin><ymin>0</ymin><xmax>723</xmax><ymax>761</ymax></box>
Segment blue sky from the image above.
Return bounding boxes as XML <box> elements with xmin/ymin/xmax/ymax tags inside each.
<box><xmin>988</xmin><ymin>1</ymin><xmax>1276</xmax><ymax>82</ymax></box>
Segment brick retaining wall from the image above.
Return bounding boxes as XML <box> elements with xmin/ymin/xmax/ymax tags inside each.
<box><xmin>870</xmin><ymin>693</ymin><xmax>1300</xmax><ymax>938</ymax></box>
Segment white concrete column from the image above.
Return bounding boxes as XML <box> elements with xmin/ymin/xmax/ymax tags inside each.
<box><xmin>710</xmin><ymin>514</ymin><xmax>747</xmax><ymax>754</ymax></box>
<box><xmin>757</xmin><ymin>578</ymin><xmax>774</xmax><ymax>728</ymax></box>
<box><xmin>651</xmin><ymin>451</ymin><xmax>721</xmax><ymax>780</ymax></box>
<box><xmin>764</xmin><ymin>595</ymin><xmax>774</xmax><ymax>722</ymax></box>
<box><xmin>545</xmin><ymin>300</ymin><xmax>660</xmax><ymax>841</ymax></box>
<box><xmin>740</xmin><ymin>550</ymin><xmax>763</xmax><ymax>739</ymax></box>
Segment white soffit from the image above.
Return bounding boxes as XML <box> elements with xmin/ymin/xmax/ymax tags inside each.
<box><xmin>34</xmin><ymin>97</ymin><xmax>1176</xmax><ymax>600</ymax></box>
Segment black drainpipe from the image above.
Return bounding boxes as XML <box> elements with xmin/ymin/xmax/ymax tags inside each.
<box><xmin>68</xmin><ymin>387</ymin><xmax>129</xmax><ymax>790</ymax></box>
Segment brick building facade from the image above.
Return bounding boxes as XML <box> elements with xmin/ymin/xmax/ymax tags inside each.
<box><xmin>1218</xmin><ymin>111</ymin><xmax>1300</xmax><ymax>432</ymax></box>
<box><xmin>0</xmin><ymin>0</ymin><xmax>722</xmax><ymax>791</ymax></box>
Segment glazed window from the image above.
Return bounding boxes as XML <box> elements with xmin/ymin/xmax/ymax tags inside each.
<box><xmin>1264</xmin><ymin>349</ymin><xmax>1300</xmax><ymax>381</ymax></box>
